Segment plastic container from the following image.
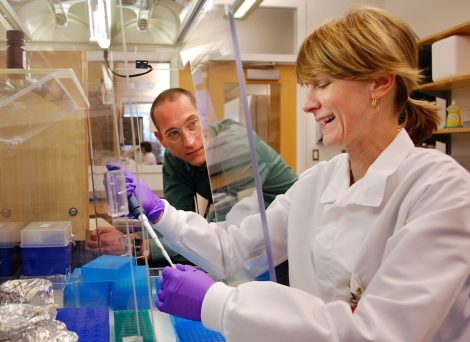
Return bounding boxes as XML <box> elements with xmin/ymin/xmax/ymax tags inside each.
<box><xmin>63</xmin><ymin>268</ymin><xmax>111</xmax><ymax>308</ymax></box>
<box><xmin>0</xmin><ymin>245</ymin><xmax>20</xmax><ymax>277</ymax></box>
<box><xmin>81</xmin><ymin>255</ymin><xmax>136</xmax><ymax>281</ymax></box>
<box><xmin>446</xmin><ymin>101</ymin><xmax>463</xmax><ymax>128</ymax></box>
<box><xmin>0</xmin><ymin>222</ymin><xmax>23</xmax><ymax>277</ymax></box>
<box><xmin>111</xmin><ymin>265</ymin><xmax>150</xmax><ymax>310</ymax></box>
<box><xmin>432</xmin><ymin>35</ymin><xmax>470</xmax><ymax>81</ymax></box>
<box><xmin>56</xmin><ymin>307</ymin><xmax>110</xmax><ymax>342</ymax></box>
<box><xmin>172</xmin><ymin>316</ymin><xmax>225</xmax><ymax>342</ymax></box>
<box><xmin>0</xmin><ymin>222</ymin><xmax>24</xmax><ymax>244</ymax></box>
<box><xmin>21</xmin><ymin>221</ymin><xmax>72</xmax><ymax>246</ymax></box>
<box><xmin>104</xmin><ymin>168</ymin><xmax>129</xmax><ymax>218</ymax></box>
<box><xmin>21</xmin><ymin>243</ymin><xmax>72</xmax><ymax>276</ymax></box>
<box><xmin>114</xmin><ymin>310</ymin><xmax>154</xmax><ymax>342</ymax></box>
<box><xmin>20</xmin><ymin>221</ymin><xmax>73</xmax><ymax>276</ymax></box>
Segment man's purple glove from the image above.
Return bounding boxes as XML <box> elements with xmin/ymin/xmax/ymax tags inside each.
<box><xmin>106</xmin><ymin>163</ymin><xmax>164</xmax><ymax>222</ymax></box>
<box><xmin>156</xmin><ymin>264</ymin><xmax>215</xmax><ymax>321</ymax></box>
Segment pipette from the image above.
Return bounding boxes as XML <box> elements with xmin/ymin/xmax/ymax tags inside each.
<box><xmin>105</xmin><ymin>165</ymin><xmax>175</xmax><ymax>268</ymax></box>
<box><xmin>127</xmin><ymin>195</ymin><xmax>176</xmax><ymax>268</ymax></box>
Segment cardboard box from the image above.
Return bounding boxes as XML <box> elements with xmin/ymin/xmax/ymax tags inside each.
<box><xmin>432</xmin><ymin>35</ymin><xmax>470</xmax><ymax>81</ymax></box>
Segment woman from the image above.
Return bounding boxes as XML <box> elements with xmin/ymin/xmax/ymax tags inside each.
<box><xmin>123</xmin><ymin>7</ymin><xmax>470</xmax><ymax>341</ymax></box>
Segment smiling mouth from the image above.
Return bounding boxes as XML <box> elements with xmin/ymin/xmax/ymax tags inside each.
<box><xmin>320</xmin><ymin>114</ymin><xmax>336</xmax><ymax>128</ymax></box>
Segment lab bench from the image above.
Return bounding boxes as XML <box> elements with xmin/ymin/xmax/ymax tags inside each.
<box><xmin>0</xmin><ymin>249</ymin><xmax>224</xmax><ymax>342</ymax></box>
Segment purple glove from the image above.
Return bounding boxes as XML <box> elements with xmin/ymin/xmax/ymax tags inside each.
<box><xmin>156</xmin><ymin>264</ymin><xmax>215</xmax><ymax>321</ymax></box>
<box><xmin>106</xmin><ymin>163</ymin><xmax>164</xmax><ymax>222</ymax></box>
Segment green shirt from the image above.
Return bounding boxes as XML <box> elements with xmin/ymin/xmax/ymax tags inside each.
<box><xmin>150</xmin><ymin>119</ymin><xmax>298</xmax><ymax>265</ymax></box>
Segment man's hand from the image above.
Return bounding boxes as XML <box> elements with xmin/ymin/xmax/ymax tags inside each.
<box><xmin>86</xmin><ymin>226</ymin><xmax>126</xmax><ymax>255</ymax></box>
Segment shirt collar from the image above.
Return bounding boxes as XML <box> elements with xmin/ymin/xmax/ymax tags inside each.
<box><xmin>320</xmin><ymin>129</ymin><xmax>414</xmax><ymax>206</ymax></box>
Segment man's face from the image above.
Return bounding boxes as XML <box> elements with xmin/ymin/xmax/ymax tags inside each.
<box><xmin>153</xmin><ymin>95</ymin><xmax>206</xmax><ymax>167</ymax></box>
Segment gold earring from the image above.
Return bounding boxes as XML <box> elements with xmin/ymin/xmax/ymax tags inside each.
<box><xmin>371</xmin><ymin>97</ymin><xmax>379</xmax><ymax>113</ymax></box>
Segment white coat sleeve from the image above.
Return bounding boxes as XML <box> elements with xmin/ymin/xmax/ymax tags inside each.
<box><xmin>200</xmin><ymin>160</ymin><xmax>470</xmax><ymax>341</ymax></box>
<box><xmin>153</xmin><ymin>192</ymin><xmax>290</xmax><ymax>281</ymax></box>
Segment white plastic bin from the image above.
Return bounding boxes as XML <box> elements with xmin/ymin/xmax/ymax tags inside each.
<box><xmin>432</xmin><ymin>35</ymin><xmax>470</xmax><ymax>81</ymax></box>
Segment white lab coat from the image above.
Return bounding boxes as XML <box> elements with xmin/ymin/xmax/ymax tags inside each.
<box><xmin>141</xmin><ymin>152</ymin><xmax>157</xmax><ymax>165</ymax></box>
<box><xmin>155</xmin><ymin>129</ymin><xmax>470</xmax><ymax>341</ymax></box>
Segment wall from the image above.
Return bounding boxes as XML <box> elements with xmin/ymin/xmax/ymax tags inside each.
<box><xmin>298</xmin><ymin>0</ymin><xmax>470</xmax><ymax>172</ymax></box>
<box><xmin>385</xmin><ymin>0</ymin><xmax>470</xmax><ymax>169</ymax></box>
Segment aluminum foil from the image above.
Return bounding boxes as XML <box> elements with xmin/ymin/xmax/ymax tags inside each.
<box><xmin>0</xmin><ymin>279</ymin><xmax>54</xmax><ymax>306</ymax></box>
<box><xmin>0</xmin><ymin>303</ymin><xmax>78</xmax><ymax>341</ymax></box>
<box><xmin>13</xmin><ymin>320</ymin><xmax>78</xmax><ymax>342</ymax></box>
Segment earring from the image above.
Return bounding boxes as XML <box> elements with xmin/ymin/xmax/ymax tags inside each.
<box><xmin>371</xmin><ymin>97</ymin><xmax>379</xmax><ymax>113</ymax></box>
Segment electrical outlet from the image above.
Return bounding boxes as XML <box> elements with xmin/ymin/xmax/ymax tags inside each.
<box><xmin>135</xmin><ymin>60</ymin><xmax>149</xmax><ymax>69</ymax></box>
<box><xmin>312</xmin><ymin>149</ymin><xmax>319</xmax><ymax>161</ymax></box>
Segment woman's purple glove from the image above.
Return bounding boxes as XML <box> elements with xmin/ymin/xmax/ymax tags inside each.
<box><xmin>106</xmin><ymin>163</ymin><xmax>164</xmax><ymax>222</ymax></box>
<box><xmin>156</xmin><ymin>264</ymin><xmax>215</xmax><ymax>321</ymax></box>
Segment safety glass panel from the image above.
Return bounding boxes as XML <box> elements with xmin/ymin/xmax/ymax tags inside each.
<box><xmin>184</xmin><ymin>4</ymin><xmax>275</xmax><ymax>284</ymax></box>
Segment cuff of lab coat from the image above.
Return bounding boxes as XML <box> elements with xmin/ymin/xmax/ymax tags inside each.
<box><xmin>153</xmin><ymin>200</ymin><xmax>179</xmax><ymax>238</ymax></box>
<box><xmin>201</xmin><ymin>281</ymin><xmax>234</xmax><ymax>333</ymax></box>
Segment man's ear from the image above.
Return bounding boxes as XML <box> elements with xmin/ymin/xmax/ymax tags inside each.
<box><xmin>154</xmin><ymin>130</ymin><xmax>167</xmax><ymax>148</ymax></box>
<box><xmin>369</xmin><ymin>74</ymin><xmax>395</xmax><ymax>98</ymax></box>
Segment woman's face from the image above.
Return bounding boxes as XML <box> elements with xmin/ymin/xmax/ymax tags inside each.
<box><xmin>302</xmin><ymin>76</ymin><xmax>374</xmax><ymax>148</ymax></box>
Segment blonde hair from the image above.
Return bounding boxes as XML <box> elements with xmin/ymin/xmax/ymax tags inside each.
<box><xmin>296</xmin><ymin>7</ymin><xmax>439</xmax><ymax>144</ymax></box>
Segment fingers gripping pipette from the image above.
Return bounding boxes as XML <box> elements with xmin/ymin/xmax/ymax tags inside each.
<box><xmin>127</xmin><ymin>195</ymin><xmax>176</xmax><ymax>268</ymax></box>
<box><xmin>105</xmin><ymin>163</ymin><xmax>175</xmax><ymax>267</ymax></box>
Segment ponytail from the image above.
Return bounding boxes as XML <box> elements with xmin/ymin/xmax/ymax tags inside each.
<box><xmin>401</xmin><ymin>98</ymin><xmax>440</xmax><ymax>145</ymax></box>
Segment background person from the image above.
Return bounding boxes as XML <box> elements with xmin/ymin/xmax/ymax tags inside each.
<box><xmin>121</xmin><ymin>7</ymin><xmax>470</xmax><ymax>341</ymax></box>
<box><xmin>139</xmin><ymin>141</ymin><xmax>157</xmax><ymax>165</ymax></box>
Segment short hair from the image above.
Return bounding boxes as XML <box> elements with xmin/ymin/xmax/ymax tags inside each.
<box><xmin>140</xmin><ymin>141</ymin><xmax>152</xmax><ymax>153</ymax></box>
<box><xmin>296</xmin><ymin>6</ymin><xmax>439</xmax><ymax>144</ymax></box>
<box><xmin>150</xmin><ymin>88</ymin><xmax>197</xmax><ymax>131</ymax></box>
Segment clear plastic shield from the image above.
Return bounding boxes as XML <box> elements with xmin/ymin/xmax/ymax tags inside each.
<box><xmin>182</xmin><ymin>4</ymin><xmax>276</xmax><ymax>282</ymax></box>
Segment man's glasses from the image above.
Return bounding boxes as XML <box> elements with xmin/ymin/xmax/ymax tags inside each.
<box><xmin>164</xmin><ymin>117</ymin><xmax>200</xmax><ymax>143</ymax></box>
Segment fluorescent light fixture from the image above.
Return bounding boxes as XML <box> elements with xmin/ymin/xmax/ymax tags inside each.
<box><xmin>48</xmin><ymin>0</ymin><xmax>67</xmax><ymax>27</ymax></box>
<box><xmin>231</xmin><ymin>0</ymin><xmax>262</xmax><ymax>19</ymax></box>
<box><xmin>137</xmin><ymin>0</ymin><xmax>153</xmax><ymax>32</ymax></box>
<box><xmin>87</xmin><ymin>0</ymin><xmax>111</xmax><ymax>49</ymax></box>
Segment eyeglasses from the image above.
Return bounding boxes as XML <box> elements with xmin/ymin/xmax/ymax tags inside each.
<box><xmin>164</xmin><ymin>117</ymin><xmax>200</xmax><ymax>143</ymax></box>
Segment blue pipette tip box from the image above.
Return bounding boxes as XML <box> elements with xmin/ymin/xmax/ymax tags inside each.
<box><xmin>81</xmin><ymin>255</ymin><xmax>136</xmax><ymax>281</ymax></box>
<box><xmin>56</xmin><ymin>307</ymin><xmax>109</xmax><ymax>342</ymax></box>
<box><xmin>63</xmin><ymin>268</ymin><xmax>111</xmax><ymax>308</ymax></box>
<box><xmin>20</xmin><ymin>221</ymin><xmax>72</xmax><ymax>276</ymax></box>
<box><xmin>172</xmin><ymin>316</ymin><xmax>225</xmax><ymax>342</ymax></box>
<box><xmin>111</xmin><ymin>265</ymin><xmax>150</xmax><ymax>310</ymax></box>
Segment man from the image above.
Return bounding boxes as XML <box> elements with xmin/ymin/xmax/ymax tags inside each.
<box><xmin>88</xmin><ymin>88</ymin><xmax>297</xmax><ymax>284</ymax></box>
<box><xmin>153</xmin><ymin>88</ymin><xmax>297</xmax><ymax>219</ymax></box>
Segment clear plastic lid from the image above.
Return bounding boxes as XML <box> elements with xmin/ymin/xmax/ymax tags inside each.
<box><xmin>0</xmin><ymin>221</ymin><xmax>24</xmax><ymax>245</ymax></box>
<box><xmin>20</xmin><ymin>221</ymin><xmax>72</xmax><ymax>247</ymax></box>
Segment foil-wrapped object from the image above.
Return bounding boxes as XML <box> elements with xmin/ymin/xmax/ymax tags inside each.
<box><xmin>14</xmin><ymin>320</ymin><xmax>79</xmax><ymax>342</ymax></box>
<box><xmin>0</xmin><ymin>304</ymin><xmax>78</xmax><ymax>342</ymax></box>
<box><xmin>0</xmin><ymin>279</ymin><xmax>54</xmax><ymax>305</ymax></box>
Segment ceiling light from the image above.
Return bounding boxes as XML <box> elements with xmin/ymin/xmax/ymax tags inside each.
<box><xmin>48</xmin><ymin>0</ymin><xmax>67</xmax><ymax>27</ymax></box>
<box><xmin>231</xmin><ymin>0</ymin><xmax>262</xmax><ymax>19</ymax></box>
<box><xmin>87</xmin><ymin>0</ymin><xmax>111</xmax><ymax>49</ymax></box>
<box><xmin>137</xmin><ymin>0</ymin><xmax>154</xmax><ymax>32</ymax></box>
